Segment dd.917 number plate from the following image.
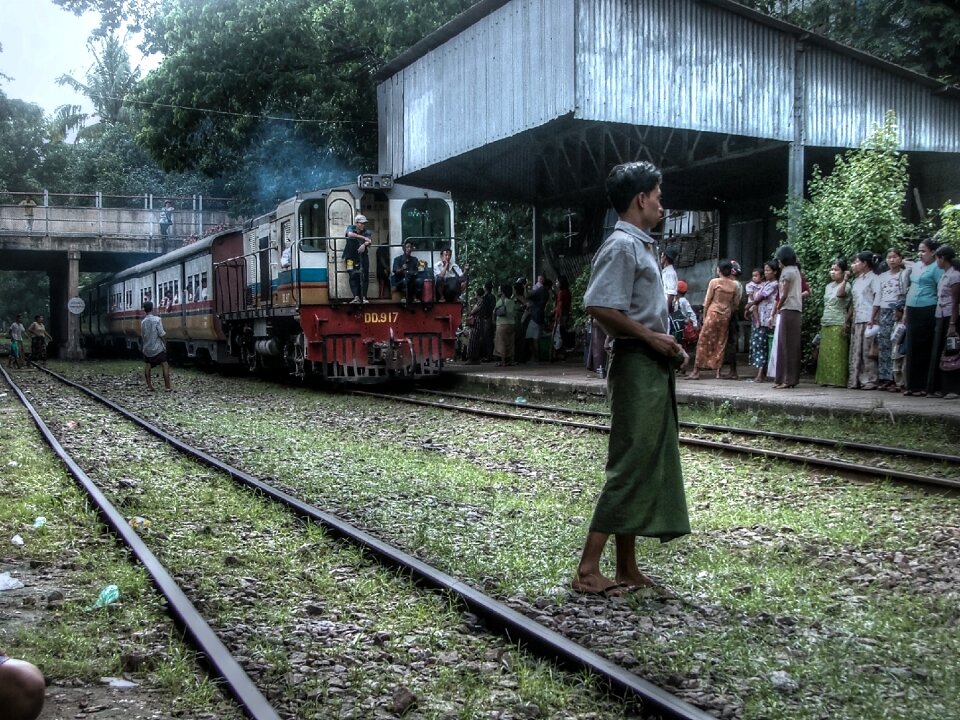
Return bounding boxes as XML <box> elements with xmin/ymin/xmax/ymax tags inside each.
<box><xmin>363</xmin><ymin>312</ymin><xmax>399</xmax><ymax>323</ymax></box>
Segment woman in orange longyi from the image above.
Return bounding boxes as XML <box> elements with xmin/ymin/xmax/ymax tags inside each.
<box><xmin>687</xmin><ymin>259</ymin><xmax>741</xmax><ymax>379</ymax></box>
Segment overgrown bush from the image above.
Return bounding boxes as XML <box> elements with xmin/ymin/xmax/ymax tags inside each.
<box><xmin>775</xmin><ymin>111</ymin><xmax>914</xmax><ymax>353</ymax></box>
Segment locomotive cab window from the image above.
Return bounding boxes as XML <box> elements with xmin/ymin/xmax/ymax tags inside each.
<box><xmin>401</xmin><ymin>199</ymin><xmax>450</xmax><ymax>251</ymax></box>
<box><xmin>299</xmin><ymin>200</ymin><xmax>327</xmax><ymax>252</ymax></box>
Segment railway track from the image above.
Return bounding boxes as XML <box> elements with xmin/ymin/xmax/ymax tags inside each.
<box><xmin>351</xmin><ymin>389</ymin><xmax>960</xmax><ymax>491</ymax></box>
<box><xmin>4</xmin><ymin>364</ymin><xmax>715</xmax><ymax>720</ymax></box>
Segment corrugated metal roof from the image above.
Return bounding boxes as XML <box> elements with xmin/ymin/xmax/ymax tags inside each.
<box><xmin>379</xmin><ymin>0</ymin><xmax>576</xmax><ymax>177</ymax></box>
<box><xmin>575</xmin><ymin>0</ymin><xmax>795</xmax><ymax>140</ymax></box>
<box><xmin>377</xmin><ymin>0</ymin><xmax>960</xmax><ymax>204</ymax></box>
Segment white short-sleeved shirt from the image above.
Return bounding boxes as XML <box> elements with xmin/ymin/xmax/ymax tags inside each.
<box><xmin>661</xmin><ymin>264</ymin><xmax>678</xmax><ymax>302</ymax></box>
<box><xmin>584</xmin><ymin>220</ymin><xmax>668</xmax><ymax>335</ymax></box>
<box><xmin>141</xmin><ymin>314</ymin><xmax>166</xmax><ymax>356</ymax></box>
<box><xmin>851</xmin><ymin>272</ymin><xmax>880</xmax><ymax>324</ymax></box>
<box><xmin>936</xmin><ymin>267</ymin><xmax>960</xmax><ymax>318</ymax></box>
<box><xmin>873</xmin><ymin>269</ymin><xmax>908</xmax><ymax>309</ymax></box>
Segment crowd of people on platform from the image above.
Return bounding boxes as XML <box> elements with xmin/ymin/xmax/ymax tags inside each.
<box><xmin>458</xmin><ymin>274</ymin><xmax>576</xmax><ymax>366</ymax></box>
<box><xmin>661</xmin><ymin>239</ymin><xmax>960</xmax><ymax>399</ymax></box>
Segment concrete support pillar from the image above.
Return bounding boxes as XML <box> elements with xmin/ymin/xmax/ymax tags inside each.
<box><xmin>49</xmin><ymin>260</ymin><xmax>67</xmax><ymax>358</ymax></box>
<box><xmin>64</xmin><ymin>250</ymin><xmax>84</xmax><ymax>359</ymax></box>
<box><xmin>787</xmin><ymin>41</ymin><xmax>808</xmax><ymax>240</ymax></box>
<box><xmin>532</xmin><ymin>205</ymin><xmax>543</xmax><ymax>281</ymax></box>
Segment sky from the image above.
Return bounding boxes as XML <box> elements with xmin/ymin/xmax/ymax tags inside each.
<box><xmin>0</xmin><ymin>0</ymin><xmax>158</xmax><ymax>116</ymax></box>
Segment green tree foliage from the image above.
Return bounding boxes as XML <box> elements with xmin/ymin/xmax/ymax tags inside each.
<box><xmin>0</xmin><ymin>273</ymin><xmax>50</xmax><ymax>326</ymax></box>
<box><xmin>131</xmin><ymin>0</ymin><xmax>476</xmax><ymax>210</ymax></box>
<box><xmin>739</xmin><ymin>0</ymin><xmax>960</xmax><ymax>85</ymax></box>
<box><xmin>0</xmin><ymin>91</ymin><xmax>46</xmax><ymax>193</ymax></box>
<box><xmin>938</xmin><ymin>202</ymin><xmax>960</xmax><ymax>247</ymax></box>
<box><xmin>456</xmin><ymin>201</ymin><xmax>533</xmax><ymax>292</ymax></box>
<box><xmin>52</xmin><ymin>0</ymin><xmax>158</xmax><ymax>35</ymax></box>
<box><xmin>776</xmin><ymin>111</ymin><xmax>912</xmax><ymax>343</ymax></box>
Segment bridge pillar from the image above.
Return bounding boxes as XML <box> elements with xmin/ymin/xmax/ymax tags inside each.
<box><xmin>54</xmin><ymin>251</ymin><xmax>85</xmax><ymax>360</ymax></box>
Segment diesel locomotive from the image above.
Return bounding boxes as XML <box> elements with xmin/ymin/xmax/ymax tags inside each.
<box><xmin>80</xmin><ymin>176</ymin><xmax>462</xmax><ymax>381</ymax></box>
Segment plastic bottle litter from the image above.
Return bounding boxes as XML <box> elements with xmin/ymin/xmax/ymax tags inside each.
<box><xmin>10</xmin><ymin>534</ymin><xmax>24</xmax><ymax>546</ymax></box>
<box><xmin>32</xmin><ymin>517</ymin><xmax>46</xmax><ymax>530</ymax></box>
<box><xmin>91</xmin><ymin>584</ymin><xmax>120</xmax><ymax>609</ymax></box>
<box><xmin>514</xmin><ymin>396</ymin><xmax>527</xmax><ymax>404</ymax></box>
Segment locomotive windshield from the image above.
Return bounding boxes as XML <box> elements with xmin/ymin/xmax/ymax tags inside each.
<box><xmin>299</xmin><ymin>200</ymin><xmax>327</xmax><ymax>251</ymax></box>
<box><xmin>401</xmin><ymin>199</ymin><xmax>451</xmax><ymax>250</ymax></box>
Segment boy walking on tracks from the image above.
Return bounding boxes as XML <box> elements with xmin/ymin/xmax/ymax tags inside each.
<box><xmin>573</xmin><ymin>161</ymin><xmax>690</xmax><ymax>596</ymax></box>
<box><xmin>7</xmin><ymin>315</ymin><xmax>26</xmax><ymax>368</ymax></box>
<box><xmin>141</xmin><ymin>301</ymin><xmax>172</xmax><ymax>391</ymax></box>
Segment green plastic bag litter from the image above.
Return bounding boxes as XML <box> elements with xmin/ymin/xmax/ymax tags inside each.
<box><xmin>91</xmin><ymin>584</ymin><xmax>120</xmax><ymax>610</ymax></box>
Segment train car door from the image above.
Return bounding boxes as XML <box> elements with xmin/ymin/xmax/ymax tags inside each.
<box><xmin>326</xmin><ymin>190</ymin><xmax>355</xmax><ymax>301</ymax></box>
<box><xmin>258</xmin><ymin>236</ymin><xmax>271</xmax><ymax>306</ymax></box>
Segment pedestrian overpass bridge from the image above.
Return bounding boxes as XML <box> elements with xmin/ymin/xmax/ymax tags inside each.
<box><xmin>0</xmin><ymin>192</ymin><xmax>237</xmax><ymax>358</ymax></box>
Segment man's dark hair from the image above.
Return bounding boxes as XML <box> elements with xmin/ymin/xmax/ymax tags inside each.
<box><xmin>143</xmin><ymin>301</ymin><xmax>154</xmax><ymax>312</ymax></box>
<box><xmin>775</xmin><ymin>245</ymin><xmax>798</xmax><ymax>266</ymax></box>
<box><xmin>606</xmin><ymin>162</ymin><xmax>662</xmax><ymax>213</ymax></box>
<box><xmin>501</xmin><ymin>283</ymin><xmax>514</xmax><ymax>298</ymax></box>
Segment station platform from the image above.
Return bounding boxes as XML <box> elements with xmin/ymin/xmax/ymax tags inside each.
<box><xmin>444</xmin><ymin>358</ymin><xmax>959</xmax><ymax>430</ymax></box>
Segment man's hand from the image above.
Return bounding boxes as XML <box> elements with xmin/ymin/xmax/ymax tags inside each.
<box><xmin>647</xmin><ymin>331</ymin><xmax>681</xmax><ymax>358</ymax></box>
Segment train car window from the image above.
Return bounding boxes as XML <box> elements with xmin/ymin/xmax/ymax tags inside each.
<box><xmin>200</xmin><ymin>272</ymin><xmax>209</xmax><ymax>300</ymax></box>
<box><xmin>401</xmin><ymin>199</ymin><xmax>450</xmax><ymax>251</ymax></box>
<box><xmin>299</xmin><ymin>200</ymin><xmax>327</xmax><ymax>251</ymax></box>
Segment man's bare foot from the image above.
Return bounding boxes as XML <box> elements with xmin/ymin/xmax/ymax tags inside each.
<box><xmin>571</xmin><ymin>572</ymin><xmax>625</xmax><ymax>596</ymax></box>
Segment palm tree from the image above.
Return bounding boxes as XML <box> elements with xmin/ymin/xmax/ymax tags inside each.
<box><xmin>52</xmin><ymin>34</ymin><xmax>140</xmax><ymax>141</ymax></box>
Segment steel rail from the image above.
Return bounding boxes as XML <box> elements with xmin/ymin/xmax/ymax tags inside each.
<box><xmin>1</xmin><ymin>366</ymin><xmax>281</xmax><ymax>720</ymax></box>
<box><xmin>419</xmin><ymin>389</ymin><xmax>960</xmax><ymax>465</ymax></box>
<box><xmin>28</xmin><ymin>365</ymin><xmax>715</xmax><ymax>720</ymax></box>
<box><xmin>352</xmin><ymin>390</ymin><xmax>960</xmax><ymax>491</ymax></box>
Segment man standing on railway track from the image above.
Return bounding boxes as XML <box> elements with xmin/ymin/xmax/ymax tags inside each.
<box><xmin>140</xmin><ymin>301</ymin><xmax>172</xmax><ymax>391</ymax></box>
<box><xmin>573</xmin><ymin>161</ymin><xmax>690</xmax><ymax>597</ymax></box>
<box><xmin>7</xmin><ymin>314</ymin><xmax>26</xmax><ymax>368</ymax></box>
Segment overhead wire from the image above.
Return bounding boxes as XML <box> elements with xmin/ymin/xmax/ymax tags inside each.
<box><xmin>104</xmin><ymin>93</ymin><xmax>375</xmax><ymax>125</ymax></box>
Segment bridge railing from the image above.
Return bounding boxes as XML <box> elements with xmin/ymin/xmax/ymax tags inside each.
<box><xmin>0</xmin><ymin>190</ymin><xmax>235</xmax><ymax>238</ymax></box>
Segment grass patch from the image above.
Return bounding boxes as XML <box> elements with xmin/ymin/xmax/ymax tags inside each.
<box><xmin>39</xmin><ymin>360</ymin><xmax>960</xmax><ymax>720</ymax></box>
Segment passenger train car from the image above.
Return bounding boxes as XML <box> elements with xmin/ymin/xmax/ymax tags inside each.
<box><xmin>80</xmin><ymin>176</ymin><xmax>462</xmax><ymax>381</ymax></box>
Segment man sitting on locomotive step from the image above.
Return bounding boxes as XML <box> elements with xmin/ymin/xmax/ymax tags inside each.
<box><xmin>434</xmin><ymin>247</ymin><xmax>469</xmax><ymax>302</ymax></box>
<box><xmin>392</xmin><ymin>240</ymin><xmax>423</xmax><ymax>304</ymax></box>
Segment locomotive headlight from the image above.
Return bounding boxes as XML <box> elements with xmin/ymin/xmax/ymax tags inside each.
<box><xmin>357</xmin><ymin>174</ymin><xmax>394</xmax><ymax>190</ymax></box>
